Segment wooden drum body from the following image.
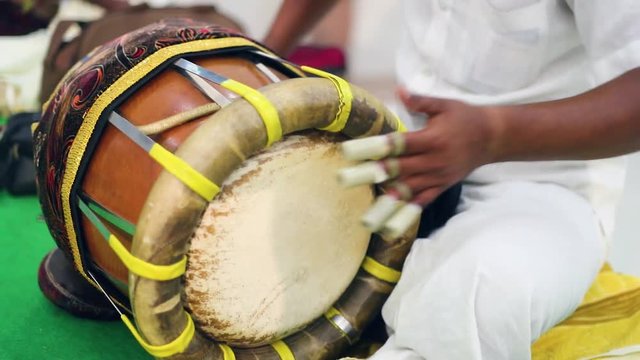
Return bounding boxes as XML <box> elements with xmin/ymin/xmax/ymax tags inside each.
<box><xmin>34</xmin><ymin>19</ymin><xmax>417</xmax><ymax>359</ymax></box>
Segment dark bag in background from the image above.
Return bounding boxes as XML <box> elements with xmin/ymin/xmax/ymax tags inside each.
<box><xmin>0</xmin><ymin>112</ymin><xmax>40</xmax><ymax>195</ymax></box>
<box><xmin>39</xmin><ymin>4</ymin><xmax>243</xmax><ymax>104</ymax></box>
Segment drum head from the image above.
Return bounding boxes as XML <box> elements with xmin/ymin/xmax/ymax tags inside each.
<box><xmin>185</xmin><ymin>132</ymin><xmax>373</xmax><ymax>346</ymax></box>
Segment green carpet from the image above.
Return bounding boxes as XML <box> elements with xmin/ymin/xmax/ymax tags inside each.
<box><xmin>0</xmin><ymin>191</ymin><xmax>148</xmax><ymax>359</ymax></box>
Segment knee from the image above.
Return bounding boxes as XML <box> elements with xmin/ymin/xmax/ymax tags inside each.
<box><xmin>387</xmin><ymin>253</ymin><xmax>535</xmax><ymax>358</ymax></box>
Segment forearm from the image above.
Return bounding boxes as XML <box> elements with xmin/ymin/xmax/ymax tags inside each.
<box><xmin>263</xmin><ymin>0</ymin><xmax>341</xmax><ymax>56</ymax></box>
<box><xmin>490</xmin><ymin>68</ymin><xmax>640</xmax><ymax>162</ymax></box>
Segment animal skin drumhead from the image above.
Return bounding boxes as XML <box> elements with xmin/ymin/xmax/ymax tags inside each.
<box><xmin>184</xmin><ymin>133</ymin><xmax>374</xmax><ymax>347</ymax></box>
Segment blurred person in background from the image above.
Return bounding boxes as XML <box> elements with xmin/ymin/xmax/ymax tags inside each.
<box><xmin>0</xmin><ymin>0</ymin><xmax>59</xmax><ymax>119</ymax></box>
<box><xmin>287</xmin><ymin>0</ymin><xmax>350</xmax><ymax>76</ymax></box>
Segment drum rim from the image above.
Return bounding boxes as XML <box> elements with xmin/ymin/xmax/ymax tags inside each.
<box><xmin>182</xmin><ymin>131</ymin><xmax>376</xmax><ymax>345</ymax></box>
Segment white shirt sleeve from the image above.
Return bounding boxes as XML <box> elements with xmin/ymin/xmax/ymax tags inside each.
<box><xmin>566</xmin><ymin>0</ymin><xmax>640</xmax><ymax>84</ymax></box>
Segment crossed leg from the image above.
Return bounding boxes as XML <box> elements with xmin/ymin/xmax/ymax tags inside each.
<box><xmin>371</xmin><ymin>181</ymin><xmax>606</xmax><ymax>360</ymax></box>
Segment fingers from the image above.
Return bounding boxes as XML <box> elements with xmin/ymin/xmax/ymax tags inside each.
<box><xmin>383</xmin><ymin>151</ymin><xmax>448</xmax><ymax>181</ymax></box>
<box><xmin>385</xmin><ymin>181</ymin><xmax>413</xmax><ymax>201</ymax></box>
<box><xmin>338</xmin><ymin>95</ymin><xmax>454</xmax><ymax>238</ymax></box>
<box><xmin>398</xmin><ymin>88</ymin><xmax>450</xmax><ymax>115</ymax></box>
<box><xmin>360</xmin><ymin>194</ymin><xmax>423</xmax><ymax>239</ymax></box>
<box><xmin>386</xmin><ymin>171</ymin><xmax>445</xmax><ymax>199</ymax></box>
<box><xmin>412</xmin><ymin>187</ymin><xmax>445</xmax><ymax>206</ymax></box>
<box><xmin>402</xmin><ymin>129</ymin><xmax>435</xmax><ymax>155</ymax></box>
<box><xmin>339</xmin><ymin>147</ymin><xmax>448</xmax><ymax>196</ymax></box>
<box><xmin>340</xmin><ymin>126</ymin><xmax>438</xmax><ymax>161</ymax></box>
<box><xmin>358</xmin><ymin>181</ymin><xmax>445</xmax><ymax>239</ymax></box>
<box><xmin>339</xmin><ymin>157</ymin><xmax>448</xmax><ymax>206</ymax></box>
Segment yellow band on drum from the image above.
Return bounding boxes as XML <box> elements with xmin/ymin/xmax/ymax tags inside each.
<box><xmin>324</xmin><ymin>306</ymin><xmax>341</xmax><ymax>320</ymax></box>
<box><xmin>121</xmin><ymin>312</ymin><xmax>195</xmax><ymax>358</ymax></box>
<box><xmin>221</xmin><ymin>79</ymin><xmax>282</xmax><ymax>147</ymax></box>
<box><xmin>149</xmin><ymin>144</ymin><xmax>220</xmax><ymax>202</ymax></box>
<box><xmin>271</xmin><ymin>340</ymin><xmax>295</xmax><ymax>360</ymax></box>
<box><xmin>362</xmin><ymin>256</ymin><xmax>401</xmax><ymax>283</ymax></box>
<box><xmin>109</xmin><ymin>235</ymin><xmax>187</xmax><ymax>281</ymax></box>
<box><xmin>394</xmin><ymin>113</ymin><xmax>408</xmax><ymax>132</ymax></box>
<box><xmin>218</xmin><ymin>344</ymin><xmax>236</xmax><ymax>360</ymax></box>
<box><xmin>301</xmin><ymin>66</ymin><xmax>353</xmax><ymax>133</ymax></box>
<box><xmin>324</xmin><ymin>306</ymin><xmax>351</xmax><ymax>338</ymax></box>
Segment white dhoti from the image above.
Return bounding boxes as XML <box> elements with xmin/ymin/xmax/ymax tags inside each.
<box><xmin>371</xmin><ymin>181</ymin><xmax>607</xmax><ymax>360</ymax></box>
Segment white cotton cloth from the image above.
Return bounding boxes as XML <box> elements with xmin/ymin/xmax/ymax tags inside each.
<box><xmin>396</xmin><ymin>0</ymin><xmax>640</xmax><ymax>247</ymax></box>
<box><xmin>378</xmin><ymin>3</ymin><xmax>640</xmax><ymax>354</ymax></box>
<box><xmin>372</xmin><ymin>181</ymin><xmax>606</xmax><ymax>359</ymax></box>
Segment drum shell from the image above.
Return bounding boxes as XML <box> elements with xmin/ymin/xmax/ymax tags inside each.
<box><xmin>81</xmin><ymin>56</ymin><xmax>288</xmax><ymax>285</ymax></box>
<box><xmin>34</xmin><ymin>19</ymin><xmax>416</xmax><ymax>359</ymax></box>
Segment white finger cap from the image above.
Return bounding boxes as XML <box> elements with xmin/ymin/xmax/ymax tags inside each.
<box><xmin>382</xmin><ymin>203</ymin><xmax>422</xmax><ymax>239</ymax></box>
<box><xmin>361</xmin><ymin>195</ymin><xmax>403</xmax><ymax>232</ymax></box>
<box><xmin>338</xmin><ymin>162</ymin><xmax>389</xmax><ymax>187</ymax></box>
<box><xmin>341</xmin><ymin>135</ymin><xmax>391</xmax><ymax>161</ymax></box>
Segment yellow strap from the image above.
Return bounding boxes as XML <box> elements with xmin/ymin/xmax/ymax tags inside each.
<box><xmin>121</xmin><ymin>312</ymin><xmax>195</xmax><ymax>358</ymax></box>
<box><xmin>271</xmin><ymin>340</ymin><xmax>295</xmax><ymax>360</ymax></box>
<box><xmin>221</xmin><ymin>79</ymin><xmax>282</xmax><ymax>147</ymax></box>
<box><xmin>109</xmin><ymin>235</ymin><xmax>186</xmax><ymax>281</ymax></box>
<box><xmin>149</xmin><ymin>143</ymin><xmax>220</xmax><ymax>202</ymax></box>
<box><xmin>302</xmin><ymin>66</ymin><xmax>353</xmax><ymax>133</ymax></box>
<box><xmin>218</xmin><ymin>344</ymin><xmax>236</xmax><ymax>360</ymax></box>
<box><xmin>324</xmin><ymin>306</ymin><xmax>341</xmax><ymax>320</ymax></box>
<box><xmin>394</xmin><ymin>113</ymin><xmax>408</xmax><ymax>133</ymax></box>
<box><xmin>362</xmin><ymin>256</ymin><xmax>401</xmax><ymax>283</ymax></box>
<box><xmin>324</xmin><ymin>307</ymin><xmax>348</xmax><ymax>336</ymax></box>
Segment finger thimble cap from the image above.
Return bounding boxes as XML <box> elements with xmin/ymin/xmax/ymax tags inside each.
<box><xmin>361</xmin><ymin>195</ymin><xmax>403</xmax><ymax>232</ymax></box>
<box><xmin>341</xmin><ymin>135</ymin><xmax>390</xmax><ymax>161</ymax></box>
<box><xmin>338</xmin><ymin>162</ymin><xmax>389</xmax><ymax>187</ymax></box>
<box><xmin>382</xmin><ymin>203</ymin><xmax>422</xmax><ymax>239</ymax></box>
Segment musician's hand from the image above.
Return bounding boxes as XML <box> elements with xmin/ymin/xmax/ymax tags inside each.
<box><xmin>391</xmin><ymin>90</ymin><xmax>500</xmax><ymax>206</ymax></box>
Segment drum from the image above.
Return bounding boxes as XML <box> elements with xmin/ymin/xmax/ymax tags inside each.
<box><xmin>34</xmin><ymin>19</ymin><xmax>417</xmax><ymax>359</ymax></box>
